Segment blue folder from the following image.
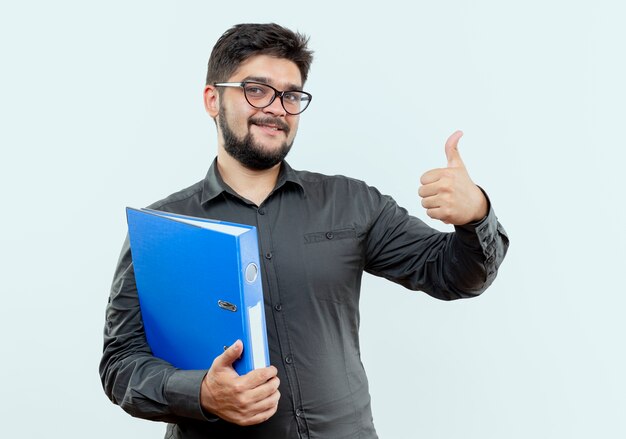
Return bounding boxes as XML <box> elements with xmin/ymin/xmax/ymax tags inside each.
<box><xmin>126</xmin><ymin>207</ymin><xmax>269</xmax><ymax>375</ymax></box>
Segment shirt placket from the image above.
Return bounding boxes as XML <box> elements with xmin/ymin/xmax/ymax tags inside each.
<box><xmin>254</xmin><ymin>199</ymin><xmax>310</xmax><ymax>439</ymax></box>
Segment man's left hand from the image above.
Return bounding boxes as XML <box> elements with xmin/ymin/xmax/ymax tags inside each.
<box><xmin>418</xmin><ymin>131</ymin><xmax>488</xmax><ymax>225</ymax></box>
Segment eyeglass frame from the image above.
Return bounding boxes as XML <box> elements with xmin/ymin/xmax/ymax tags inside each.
<box><xmin>213</xmin><ymin>81</ymin><xmax>313</xmax><ymax>115</ymax></box>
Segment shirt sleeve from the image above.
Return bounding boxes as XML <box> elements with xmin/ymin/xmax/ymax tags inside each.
<box><xmin>99</xmin><ymin>236</ymin><xmax>216</xmax><ymax>423</ymax></box>
<box><xmin>363</xmin><ymin>187</ymin><xmax>509</xmax><ymax>300</ymax></box>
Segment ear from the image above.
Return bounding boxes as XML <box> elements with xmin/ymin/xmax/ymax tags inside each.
<box><xmin>203</xmin><ymin>85</ymin><xmax>220</xmax><ymax>118</ymax></box>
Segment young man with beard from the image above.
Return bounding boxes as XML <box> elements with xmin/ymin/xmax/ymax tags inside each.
<box><xmin>100</xmin><ymin>23</ymin><xmax>509</xmax><ymax>439</ymax></box>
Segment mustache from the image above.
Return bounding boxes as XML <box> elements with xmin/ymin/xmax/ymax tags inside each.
<box><xmin>248</xmin><ymin>117</ymin><xmax>290</xmax><ymax>134</ymax></box>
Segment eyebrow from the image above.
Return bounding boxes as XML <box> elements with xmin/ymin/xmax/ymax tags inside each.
<box><xmin>242</xmin><ymin>76</ymin><xmax>303</xmax><ymax>91</ymax></box>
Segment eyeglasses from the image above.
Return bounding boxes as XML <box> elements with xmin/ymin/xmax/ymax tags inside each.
<box><xmin>213</xmin><ymin>81</ymin><xmax>312</xmax><ymax>115</ymax></box>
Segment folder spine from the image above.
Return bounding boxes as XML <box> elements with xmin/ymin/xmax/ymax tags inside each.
<box><xmin>236</xmin><ymin>228</ymin><xmax>270</xmax><ymax>375</ymax></box>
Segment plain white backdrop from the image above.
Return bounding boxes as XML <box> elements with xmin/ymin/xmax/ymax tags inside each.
<box><xmin>1</xmin><ymin>1</ymin><xmax>624</xmax><ymax>437</ymax></box>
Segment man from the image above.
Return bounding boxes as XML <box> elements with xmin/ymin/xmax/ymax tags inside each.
<box><xmin>100</xmin><ymin>23</ymin><xmax>509</xmax><ymax>438</ymax></box>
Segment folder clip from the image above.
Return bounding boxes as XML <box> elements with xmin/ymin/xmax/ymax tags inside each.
<box><xmin>218</xmin><ymin>300</ymin><xmax>237</xmax><ymax>312</ymax></box>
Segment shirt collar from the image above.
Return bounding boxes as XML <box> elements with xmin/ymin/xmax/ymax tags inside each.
<box><xmin>201</xmin><ymin>158</ymin><xmax>305</xmax><ymax>205</ymax></box>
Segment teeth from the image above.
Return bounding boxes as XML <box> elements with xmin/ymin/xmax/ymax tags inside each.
<box><xmin>254</xmin><ymin>123</ymin><xmax>281</xmax><ymax>131</ymax></box>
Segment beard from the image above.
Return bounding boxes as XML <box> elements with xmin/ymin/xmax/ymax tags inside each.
<box><xmin>219</xmin><ymin>106</ymin><xmax>294</xmax><ymax>171</ymax></box>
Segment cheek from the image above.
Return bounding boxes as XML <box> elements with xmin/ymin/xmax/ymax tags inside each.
<box><xmin>288</xmin><ymin>119</ymin><xmax>300</xmax><ymax>138</ymax></box>
<box><xmin>226</xmin><ymin>107</ymin><xmax>253</xmax><ymax>134</ymax></box>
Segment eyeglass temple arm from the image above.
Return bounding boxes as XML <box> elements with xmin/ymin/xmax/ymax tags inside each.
<box><xmin>213</xmin><ymin>82</ymin><xmax>244</xmax><ymax>87</ymax></box>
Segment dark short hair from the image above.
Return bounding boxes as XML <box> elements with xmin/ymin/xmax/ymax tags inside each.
<box><xmin>206</xmin><ymin>23</ymin><xmax>314</xmax><ymax>86</ymax></box>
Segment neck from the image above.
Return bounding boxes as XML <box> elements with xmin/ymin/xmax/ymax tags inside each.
<box><xmin>216</xmin><ymin>147</ymin><xmax>281</xmax><ymax>206</ymax></box>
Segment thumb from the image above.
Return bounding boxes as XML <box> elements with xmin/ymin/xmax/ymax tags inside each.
<box><xmin>213</xmin><ymin>339</ymin><xmax>243</xmax><ymax>369</ymax></box>
<box><xmin>445</xmin><ymin>130</ymin><xmax>464</xmax><ymax>168</ymax></box>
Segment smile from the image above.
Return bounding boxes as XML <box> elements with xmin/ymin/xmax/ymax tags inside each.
<box><xmin>255</xmin><ymin>123</ymin><xmax>281</xmax><ymax>131</ymax></box>
<box><xmin>249</xmin><ymin>117</ymin><xmax>289</xmax><ymax>134</ymax></box>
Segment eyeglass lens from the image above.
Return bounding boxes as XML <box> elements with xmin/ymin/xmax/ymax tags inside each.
<box><xmin>243</xmin><ymin>83</ymin><xmax>311</xmax><ymax>114</ymax></box>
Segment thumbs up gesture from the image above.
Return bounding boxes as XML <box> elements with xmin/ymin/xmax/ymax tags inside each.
<box><xmin>418</xmin><ymin>131</ymin><xmax>488</xmax><ymax>225</ymax></box>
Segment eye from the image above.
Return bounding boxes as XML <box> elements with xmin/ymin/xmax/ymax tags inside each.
<box><xmin>244</xmin><ymin>85</ymin><xmax>269</xmax><ymax>98</ymax></box>
<box><xmin>283</xmin><ymin>92</ymin><xmax>300</xmax><ymax>103</ymax></box>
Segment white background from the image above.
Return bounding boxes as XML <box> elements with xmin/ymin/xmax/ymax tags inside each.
<box><xmin>1</xmin><ymin>1</ymin><xmax>624</xmax><ymax>437</ymax></box>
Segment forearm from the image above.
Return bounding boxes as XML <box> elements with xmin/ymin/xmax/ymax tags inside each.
<box><xmin>441</xmin><ymin>203</ymin><xmax>509</xmax><ymax>298</ymax></box>
<box><xmin>100</xmin><ymin>347</ymin><xmax>206</xmax><ymax>422</ymax></box>
<box><xmin>99</xmin><ymin>237</ymin><xmax>209</xmax><ymax>423</ymax></box>
<box><xmin>365</xmin><ymin>193</ymin><xmax>509</xmax><ymax>300</ymax></box>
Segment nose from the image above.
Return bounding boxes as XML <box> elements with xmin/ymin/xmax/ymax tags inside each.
<box><xmin>262</xmin><ymin>94</ymin><xmax>287</xmax><ymax>117</ymax></box>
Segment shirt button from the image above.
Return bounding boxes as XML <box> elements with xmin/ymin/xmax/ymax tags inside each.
<box><xmin>326</xmin><ymin>231</ymin><xmax>334</xmax><ymax>239</ymax></box>
<box><xmin>274</xmin><ymin>304</ymin><xmax>282</xmax><ymax>312</ymax></box>
<box><xmin>265</xmin><ymin>252</ymin><xmax>272</xmax><ymax>260</ymax></box>
<box><xmin>285</xmin><ymin>355</ymin><xmax>293</xmax><ymax>364</ymax></box>
<box><xmin>258</xmin><ymin>208</ymin><xmax>266</xmax><ymax>215</ymax></box>
<box><xmin>295</xmin><ymin>408</ymin><xmax>303</xmax><ymax>417</ymax></box>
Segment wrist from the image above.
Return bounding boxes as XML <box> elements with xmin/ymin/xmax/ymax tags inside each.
<box><xmin>471</xmin><ymin>185</ymin><xmax>489</xmax><ymax>222</ymax></box>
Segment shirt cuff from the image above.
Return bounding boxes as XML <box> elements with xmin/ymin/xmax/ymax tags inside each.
<box><xmin>164</xmin><ymin>369</ymin><xmax>219</xmax><ymax>422</ymax></box>
<box><xmin>453</xmin><ymin>189</ymin><xmax>498</xmax><ymax>254</ymax></box>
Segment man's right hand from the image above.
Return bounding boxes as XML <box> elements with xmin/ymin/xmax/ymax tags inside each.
<box><xmin>200</xmin><ymin>340</ymin><xmax>281</xmax><ymax>426</ymax></box>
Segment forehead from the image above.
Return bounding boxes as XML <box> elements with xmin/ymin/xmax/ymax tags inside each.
<box><xmin>228</xmin><ymin>55</ymin><xmax>303</xmax><ymax>89</ymax></box>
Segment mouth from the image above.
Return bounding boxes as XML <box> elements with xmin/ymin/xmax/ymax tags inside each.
<box><xmin>249</xmin><ymin>118</ymin><xmax>289</xmax><ymax>135</ymax></box>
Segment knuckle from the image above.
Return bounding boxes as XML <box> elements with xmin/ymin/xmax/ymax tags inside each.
<box><xmin>255</xmin><ymin>371</ymin><xmax>269</xmax><ymax>383</ymax></box>
<box><xmin>268</xmin><ymin>406</ymin><xmax>278</xmax><ymax>419</ymax></box>
<box><xmin>233</xmin><ymin>394</ymin><xmax>244</xmax><ymax>406</ymax></box>
<box><xmin>264</xmin><ymin>369</ymin><xmax>277</xmax><ymax>382</ymax></box>
<box><xmin>237</xmin><ymin>394</ymin><xmax>250</xmax><ymax>406</ymax></box>
<box><xmin>232</xmin><ymin>382</ymin><xmax>245</xmax><ymax>394</ymax></box>
<box><xmin>259</xmin><ymin>410</ymin><xmax>274</xmax><ymax>424</ymax></box>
